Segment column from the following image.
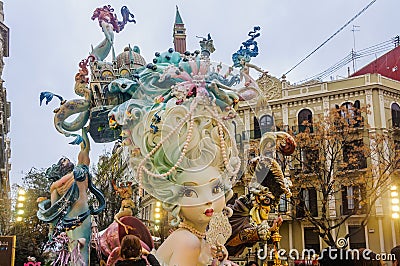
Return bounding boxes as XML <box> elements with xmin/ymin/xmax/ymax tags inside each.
<box><xmin>288</xmin><ymin>220</ymin><xmax>293</xmax><ymax>250</ymax></box>
<box><xmin>282</xmin><ymin>103</ymin><xmax>289</xmax><ymax>126</ymax></box>
<box><xmin>378</xmin><ymin>218</ymin><xmax>385</xmax><ymax>253</ymax></box>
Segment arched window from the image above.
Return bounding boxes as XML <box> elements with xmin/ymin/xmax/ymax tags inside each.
<box><xmin>342</xmin><ymin>102</ymin><xmax>354</xmax><ymax>126</ymax></box>
<box><xmin>260</xmin><ymin>115</ymin><xmax>274</xmax><ymax>134</ymax></box>
<box><xmin>354</xmin><ymin>100</ymin><xmax>360</xmax><ymax>109</ymax></box>
<box><xmin>336</xmin><ymin>101</ymin><xmax>362</xmax><ymax>127</ymax></box>
<box><xmin>341</xmin><ymin>102</ymin><xmax>354</xmax><ymax>120</ymax></box>
<box><xmin>392</xmin><ymin>103</ymin><xmax>400</xmax><ymax>128</ymax></box>
<box><xmin>353</xmin><ymin>100</ymin><xmax>362</xmax><ymax>127</ymax></box>
<box><xmin>253</xmin><ymin>116</ymin><xmax>261</xmax><ymax>139</ymax></box>
<box><xmin>94</xmin><ymin>84</ymin><xmax>102</xmax><ymax>106</ymax></box>
<box><xmin>298</xmin><ymin>109</ymin><xmax>313</xmax><ymax>133</ymax></box>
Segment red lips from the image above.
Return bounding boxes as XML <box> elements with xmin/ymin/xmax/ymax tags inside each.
<box><xmin>204</xmin><ymin>209</ymin><xmax>214</xmax><ymax>217</ymax></box>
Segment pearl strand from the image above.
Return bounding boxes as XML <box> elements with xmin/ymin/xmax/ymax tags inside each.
<box><xmin>137</xmin><ymin>100</ymin><xmax>198</xmax><ymax>184</ymax></box>
<box><xmin>178</xmin><ymin>222</ymin><xmax>206</xmax><ymax>239</ymax></box>
<box><xmin>204</xmin><ymin>104</ymin><xmax>241</xmax><ymax>178</ymax></box>
<box><xmin>136</xmin><ymin>97</ymin><xmax>241</xmax><ymax>186</ymax></box>
<box><xmin>215</xmin><ymin>118</ymin><xmax>242</xmax><ymax>176</ymax></box>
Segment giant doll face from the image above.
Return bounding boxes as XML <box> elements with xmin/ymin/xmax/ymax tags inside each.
<box><xmin>176</xmin><ymin>166</ymin><xmax>226</xmax><ymax>224</ymax></box>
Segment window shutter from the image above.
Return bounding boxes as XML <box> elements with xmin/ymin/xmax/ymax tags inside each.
<box><xmin>341</xmin><ymin>186</ymin><xmax>349</xmax><ymax>215</ymax></box>
<box><xmin>309</xmin><ymin>188</ymin><xmax>318</xmax><ymax>217</ymax></box>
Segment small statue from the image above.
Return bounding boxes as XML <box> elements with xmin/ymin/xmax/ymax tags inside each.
<box><xmin>37</xmin><ymin>128</ymin><xmax>106</xmax><ymax>265</ymax></box>
<box><xmin>112</xmin><ymin>180</ymin><xmax>136</xmax><ymax>234</ymax></box>
<box><xmin>198</xmin><ymin>33</ymin><xmax>216</xmax><ymax>57</ymax></box>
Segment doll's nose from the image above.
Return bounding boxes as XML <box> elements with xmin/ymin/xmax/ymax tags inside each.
<box><xmin>205</xmin><ymin>201</ymin><xmax>212</xmax><ymax>206</ymax></box>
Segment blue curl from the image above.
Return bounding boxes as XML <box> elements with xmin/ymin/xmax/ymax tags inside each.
<box><xmin>232</xmin><ymin>26</ymin><xmax>261</xmax><ymax>68</ymax></box>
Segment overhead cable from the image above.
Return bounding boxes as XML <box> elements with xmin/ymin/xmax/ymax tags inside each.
<box><xmin>284</xmin><ymin>0</ymin><xmax>378</xmax><ymax>77</ymax></box>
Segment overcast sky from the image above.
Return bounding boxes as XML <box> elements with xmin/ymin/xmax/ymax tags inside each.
<box><xmin>3</xmin><ymin>0</ymin><xmax>398</xmax><ymax>184</ymax></box>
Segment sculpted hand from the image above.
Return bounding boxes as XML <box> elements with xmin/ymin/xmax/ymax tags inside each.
<box><xmin>256</xmin><ymin>224</ymin><xmax>270</xmax><ymax>241</ymax></box>
<box><xmin>210</xmin><ymin>245</ymin><xmax>218</xmax><ymax>258</ymax></box>
<box><xmin>122</xmin><ymin>224</ymin><xmax>135</xmax><ymax>235</ymax></box>
<box><xmin>269</xmin><ymin>216</ymin><xmax>283</xmax><ymax>232</ymax></box>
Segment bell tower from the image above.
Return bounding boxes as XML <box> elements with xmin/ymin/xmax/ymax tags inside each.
<box><xmin>173</xmin><ymin>6</ymin><xmax>186</xmax><ymax>54</ymax></box>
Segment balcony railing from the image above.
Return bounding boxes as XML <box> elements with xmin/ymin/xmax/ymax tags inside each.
<box><xmin>240</xmin><ymin>128</ymin><xmax>278</xmax><ymax>141</ymax></box>
<box><xmin>237</xmin><ymin>125</ymin><xmax>318</xmax><ymax>141</ymax></box>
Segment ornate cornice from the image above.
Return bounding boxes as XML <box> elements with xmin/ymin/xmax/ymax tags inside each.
<box><xmin>256</xmin><ymin>74</ymin><xmax>282</xmax><ymax>100</ymax></box>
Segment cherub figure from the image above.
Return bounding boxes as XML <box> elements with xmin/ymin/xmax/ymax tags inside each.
<box><xmin>112</xmin><ymin>180</ymin><xmax>136</xmax><ymax>233</ymax></box>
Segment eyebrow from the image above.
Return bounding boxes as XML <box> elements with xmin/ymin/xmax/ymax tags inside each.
<box><xmin>182</xmin><ymin>177</ymin><xmax>221</xmax><ymax>187</ymax></box>
<box><xmin>182</xmin><ymin>181</ymin><xmax>198</xmax><ymax>186</ymax></box>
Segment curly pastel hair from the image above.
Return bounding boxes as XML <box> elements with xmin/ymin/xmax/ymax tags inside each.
<box><xmin>128</xmin><ymin>102</ymin><xmax>240</xmax><ymax>225</ymax></box>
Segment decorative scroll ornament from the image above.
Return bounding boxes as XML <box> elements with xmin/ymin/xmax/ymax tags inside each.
<box><xmin>206</xmin><ymin>211</ymin><xmax>232</xmax><ymax>247</ymax></box>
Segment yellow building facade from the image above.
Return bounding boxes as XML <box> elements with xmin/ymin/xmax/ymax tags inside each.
<box><xmin>234</xmin><ymin>72</ymin><xmax>400</xmax><ymax>258</ymax></box>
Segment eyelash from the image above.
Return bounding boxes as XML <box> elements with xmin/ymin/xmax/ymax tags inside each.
<box><xmin>179</xmin><ymin>187</ymin><xmax>198</xmax><ymax>198</ymax></box>
<box><xmin>212</xmin><ymin>181</ymin><xmax>224</xmax><ymax>195</ymax></box>
<box><xmin>179</xmin><ymin>181</ymin><xmax>225</xmax><ymax>197</ymax></box>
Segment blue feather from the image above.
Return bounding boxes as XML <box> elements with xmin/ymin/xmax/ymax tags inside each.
<box><xmin>39</xmin><ymin>92</ymin><xmax>53</xmax><ymax>106</ymax></box>
<box><xmin>39</xmin><ymin>91</ymin><xmax>64</xmax><ymax>106</ymax></box>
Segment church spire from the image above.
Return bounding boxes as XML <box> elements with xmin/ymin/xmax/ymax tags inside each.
<box><xmin>175</xmin><ymin>5</ymin><xmax>183</xmax><ymax>24</ymax></box>
<box><xmin>173</xmin><ymin>6</ymin><xmax>186</xmax><ymax>54</ymax></box>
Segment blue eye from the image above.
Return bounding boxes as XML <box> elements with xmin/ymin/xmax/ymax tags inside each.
<box><xmin>212</xmin><ymin>182</ymin><xmax>224</xmax><ymax>195</ymax></box>
<box><xmin>180</xmin><ymin>187</ymin><xmax>198</xmax><ymax>198</ymax></box>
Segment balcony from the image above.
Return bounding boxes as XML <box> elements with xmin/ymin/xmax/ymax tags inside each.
<box><xmin>240</xmin><ymin>128</ymin><xmax>278</xmax><ymax>141</ymax></box>
<box><xmin>338</xmin><ymin>160</ymin><xmax>367</xmax><ymax>171</ymax></box>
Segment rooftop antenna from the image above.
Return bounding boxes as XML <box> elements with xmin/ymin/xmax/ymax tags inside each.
<box><xmin>351</xmin><ymin>25</ymin><xmax>360</xmax><ymax>73</ymax></box>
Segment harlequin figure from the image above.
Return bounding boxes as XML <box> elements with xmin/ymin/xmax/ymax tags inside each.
<box><xmin>226</xmin><ymin>132</ymin><xmax>295</xmax><ymax>256</ymax></box>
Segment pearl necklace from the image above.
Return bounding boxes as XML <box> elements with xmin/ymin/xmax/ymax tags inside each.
<box><xmin>178</xmin><ymin>222</ymin><xmax>206</xmax><ymax>239</ymax></box>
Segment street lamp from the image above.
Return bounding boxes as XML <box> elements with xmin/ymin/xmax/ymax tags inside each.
<box><xmin>391</xmin><ymin>185</ymin><xmax>399</xmax><ymax>219</ymax></box>
<box><xmin>154</xmin><ymin>201</ymin><xmax>167</xmax><ymax>242</ymax></box>
<box><xmin>15</xmin><ymin>188</ymin><xmax>26</xmax><ymax>222</ymax></box>
<box><xmin>154</xmin><ymin>201</ymin><xmax>162</xmax><ymax>225</ymax></box>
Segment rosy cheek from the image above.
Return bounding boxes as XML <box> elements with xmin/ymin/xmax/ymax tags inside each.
<box><xmin>212</xmin><ymin>196</ymin><xmax>225</xmax><ymax>212</ymax></box>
